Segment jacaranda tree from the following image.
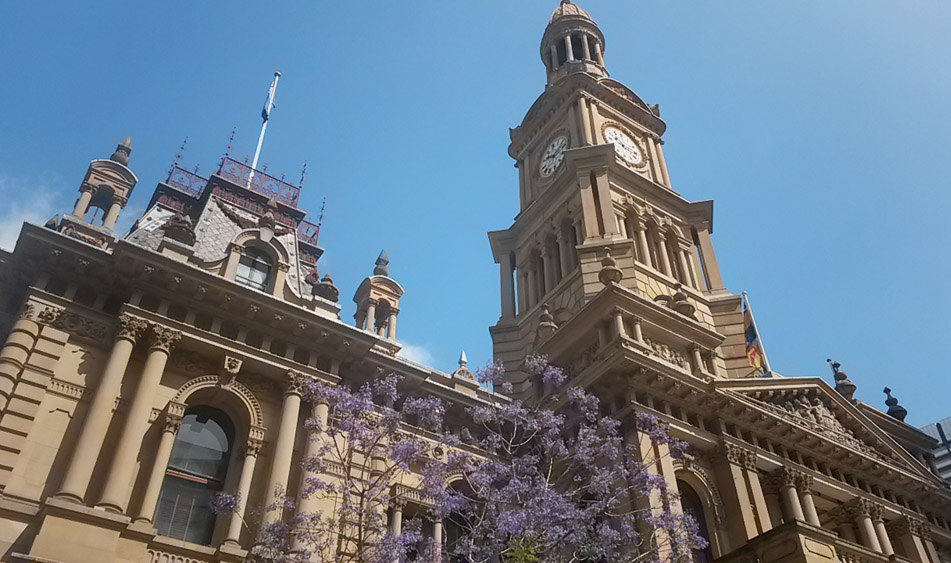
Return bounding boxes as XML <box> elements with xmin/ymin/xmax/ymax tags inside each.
<box><xmin>215</xmin><ymin>354</ymin><xmax>704</xmax><ymax>563</ymax></box>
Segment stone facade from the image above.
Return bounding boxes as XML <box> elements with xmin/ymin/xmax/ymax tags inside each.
<box><xmin>0</xmin><ymin>2</ymin><xmax>948</xmax><ymax>563</ymax></box>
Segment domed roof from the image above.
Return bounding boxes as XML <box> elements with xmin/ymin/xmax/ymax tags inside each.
<box><xmin>550</xmin><ymin>0</ymin><xmax>592</xmax><ymax>23</ymax></box>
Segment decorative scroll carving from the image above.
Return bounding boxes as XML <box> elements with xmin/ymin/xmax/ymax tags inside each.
<box><xmin>169</xmin><ymin>350</ymin><xmax>215</xmax><ymax>375</ymax></box>
<box><xmin>245</xmin><ymin>438</ymin><xmax>264</xmax><ymax>457</ymax></box>
<box><xmin>116</xmin><ymin>313</ymin><xmax>148</xmax><ymax>342</ymax></box>
<box><xmin>887</xmin><ymin>516</ymin><xmax>927</xmax><ymax>539</ymax></box>
<box><xmin>644</xmin><ymin>338</ymin><xmax>688</xmax><ymax>369</ymax></box>
<box><xmin>35</xmin><ymin>307</ymin><xmax>112</xmax><ymax>344</ymax></box>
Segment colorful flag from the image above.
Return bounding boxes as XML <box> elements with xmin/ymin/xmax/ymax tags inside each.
<box><xmin>742</xmin><ymin>293</ymin><xmax>770</xmax><ymax>376</ymax></box>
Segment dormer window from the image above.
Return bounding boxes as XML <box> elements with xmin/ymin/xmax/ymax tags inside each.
<box><xmin>235</xmin><ymin>247</ymin><xmax>272</xmax><ymax>292</ymax></box>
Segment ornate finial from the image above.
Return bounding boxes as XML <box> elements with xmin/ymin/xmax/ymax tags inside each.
<box><xmin>280</xmin><ymin>171</ymin><xmax>287</xmax><ymax>181</ymax></box>
<box><xmin>110</xmin><ymin>136</ymin><xmax>132</xmax><ymax>166</ymax></box>
<box><xmin>374</xmin><ymin>250</ymin><xmax>389</xmax><ymax>276</ymax></box>
<box><xmin>459</xmin><ymin>350</ymin><xmax>468</xmax><ymax>368</ymax></box>
<box><xmin>827</xmin><ymin>359</ymin><xmax>856</xmax><ymax>400</ymax></box>
<box><xmin>537</xmin><ymin>305</ymin><xmax>558</xmax><ymax>341</ymax></box>
<box><xmin>299</xmin><ymin>160</ymin><xmax>308</xmax><ymax>187</ymax></box>
<box><xmin>169</xmin><ymin>136</ymin><xmax>187</xmax><ymax>175</ymax></box>
<box><xmin>193</xmin><ymin>163</ymin><xmax>200</xmax><ymax>174</ymax></box>
<box><xmin>598</xmin><ymin>250</ymin><xmax>623</xmax><ymax>286</ymax></box>
<box><xmin>314</xmin><ymin>273</ymin><xmax>339</xmax><ymax>303</ymax></box>
<box><xmin>883</xmin><ymin>387</ymin><xmax>907</xmax><ymax>422</ymax></box>
<box><xmin>262</xmin><ymin>161</ymin><xmax>268</xmax><ymax>172</ymax></box>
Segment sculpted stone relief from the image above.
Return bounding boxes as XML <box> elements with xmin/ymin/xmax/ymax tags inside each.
<box><xmin>643</xmin><ymin>337</ymin><xmax>687</xmax><ymax>369</ymax></box>
<box><xmin>745</xmin><ymin>391</ymin><xmax>892</xmax><ymax>464</ymax></box>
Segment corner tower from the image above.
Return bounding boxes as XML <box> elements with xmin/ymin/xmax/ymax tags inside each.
<box><xmin>489</xmin><ymin>2</ymin><xmax>746</xmax><ymax>397</ymax></box>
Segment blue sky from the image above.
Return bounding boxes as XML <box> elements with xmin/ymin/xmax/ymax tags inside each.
<box><xmin>1</xmin><ymin>1</ymin><xmax>949</xmax><ymax>427</ymax></box>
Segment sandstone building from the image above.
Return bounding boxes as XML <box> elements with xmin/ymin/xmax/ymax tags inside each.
<box><xmin>0</xmin><ymin>2</ymin><xmax>949</xmax><ymax>562</ymax></box>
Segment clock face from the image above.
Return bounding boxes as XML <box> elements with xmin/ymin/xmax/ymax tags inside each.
<box><xmin>604</xmin><ymin>126</ymin><xmax>643</xmax><ymax>166</ymax></box>
<box><xmin>539</xmin><ymin>136</ymin><xmax>569</xmax><ymax>178</ymax></box>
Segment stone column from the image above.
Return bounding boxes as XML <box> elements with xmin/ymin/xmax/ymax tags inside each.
<box><xmin>549</xmin><ymin>44</ymin><xmax>558</xmax><ymax>70</ymax></box>
<box><xmin>387</xmin><ymin>309</ymin><xmax>399</xmax><ymax>339</ymax></box>
<box><xmin>557</xmin><ymin>232</ymin><xmax>571</xmax><ymax>279</ymax></box>
<box><xmin>0</xmin><ymin>307</ymin><xmax>42</xmax><ymax>413</ymax></box>
<box><xmin>594</xmin><ymin>42</ymin><xmax>604</xmax><ymax>66</ymax></box>
<box><xmin>296</xmin><ymin>401</ymin><xmax>328</xmax><ymax>516</ymax></box>
<box><xmin>848</xmin><ymin>499</ymin><xmax>883</xmax><ymax>553</ymax></box>
<box><xmin>564</xmin><ymin>35</ymin><xmax>573</xmax><ymax>61</ymax></box>
<box><xmin>797</xmin><ymin>474</ymin><xmax>821</xmax><ymax>526</ymax></box>
<box><xmin>293</xmin><ymin>401</ymin><xmax>329</xmax><ymax>551</ymax></box>
<box><xmin>263</xmin><ymin>371</ymin><xmax>304</xmax><ymax>524</ymax></box>
<box><xmin>526</xmin><ymin>266</ymin><xmax>538</xmax><ymax>308</ymax></box>
<box><xmin>613</xmin><ymin>308</ymin><xmax>627</xmax><ymax>340</ymax></box>
<box><xmin>102</xmin><ymin>200</ymin><xmax>124</xmax><ymax>230</ymax></box>
<box><xmin>224</xmin><ymin>437</ymin><xmax>264</xmax><ymax>546</ymax></box>
<box><xmin>365</xmin><ymin>300</ymin><xmax>377</xmax><ymax>332</ymax></box>
<box><xmin>134</xmin><ymin>404</ymin><xmax>185</xmax><ymax>524</ymax></box>
<box><xmin>581</xmin><ymin>34</ymin><xmax>591</xmax><ymax>60</ymax></box>
<box><xmin>500</xmin><ymin>260</ymin><xmax>516</xmax><ymax>320</ymax></box>
<box><xmin>832</xmin><ymin>509</ymin><xmax>857</xmax><ymax>542</ymax></box>
<box><xmin>97</xmin><ymin>325</ymin><xmax>181</xmax><ymax>513</ymax></box>
<box><xmin>690</xmin><ymin>344</ymin><xmax>705</xmax><ymax>376</ymax></box>
<box><xmin>656</xmin><ymin>232</ymin><xmax>673</xmax><ymax>276</ymax></box>
<box><xmin>72</xmin><ymin>185</ymin><xmax>94</xmax><ymax>218</ymax></box>
<box><xmin>636</xmin><ymin>220</ymin><xmax>652</xmax><ymax>267</ymax></box>
<box><xmin>870</xmin><ymin>504</ymin><xmax>893</xmax><ymax>556</ymax></box>
<box><xmin>593</xmin><ymin>171</ymin><xmax>618</xmax><ymax>236</ymax></box>
<box><xmin>676</xmin><ymin>248</ymin><xmax>691</xmax><ymax>285</ymax></box>
<box><xmin>390</xmin><ymin>499</ymin><xmax>404</xmax><ymax>535</ymax></box>
<box><xmin>717</xmin><ymin>444</ymin><xmax>769</xmax><ymax>541</ymax></box>
<box><xmin>540</xmin><ymin>247</ymin><xmax>554</xmax><ymax>295</ymax></box>
<box><xmin>773</xmin><ymin>468</ymin><xmax>804</xmax><ymax>522</ymax></box>
<box><xmin>57</xmin><ymin>313</ymin><xmax>146</xmax><ymax>503</ymax></box>
<box><xmin>431</xmin><ymin>517</ymin><xmax>443</xmax><ymax>560</ymax></box>
<box><xmin>631</xmin><ymin>316</ymin><xmax>644</xmax><ymax>343</ymax></box>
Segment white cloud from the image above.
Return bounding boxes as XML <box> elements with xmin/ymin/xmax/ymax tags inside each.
<box><xmin>0</xmin><ymin>174</ymin><xmax>63</xmax><ymax>251</ymax></box>
<box><xmin>398</xmin><ymin>342</ymin><xmax>435</xmax><ymax>366</ymax></box>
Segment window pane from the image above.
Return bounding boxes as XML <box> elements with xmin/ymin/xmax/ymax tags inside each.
<box><xmin>154</xmin><ymin>475</ymin><xmax>218</xmax><ymax>545</ymax></box>
<box><xmin>155</xmin><ymin>407</ymin><xmax>234</xmax><ymax>545</ymax></box>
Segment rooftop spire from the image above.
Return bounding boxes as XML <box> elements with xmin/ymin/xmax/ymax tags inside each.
<box><xmin>110</xmin><ymin>136</ymin><xmax>132</xmax><ymax>166</ymax></box>
<box><xmin>374</xmin><ymin>250</ymin><xmax>389</xmax><ymax>276</ymax></box>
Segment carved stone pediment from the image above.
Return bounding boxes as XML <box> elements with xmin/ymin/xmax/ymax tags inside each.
<box><xmin>739</xmin><ymin>389</ymin><xmax>892</xmax><ymax>463</ymax></box>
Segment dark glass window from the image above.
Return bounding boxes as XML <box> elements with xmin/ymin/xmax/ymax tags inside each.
<box><xmin>678</xmin><ymin>479</ymin><xmax>713</xmax><ymax>563</ymax></box>
<box><xmin>235</xmin><ymin>247</ymin><xmax>273</xmax><ymax>292</ymax></box>
<box><xmin>154</xmin><ymin>407</ymin><xmax>234</xmax><ymax>545</ymax></box>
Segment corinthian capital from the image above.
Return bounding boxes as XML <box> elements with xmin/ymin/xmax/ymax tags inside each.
<box><xmin>116</xmin><ymin>313</ymin><xmax>148</xmax><ymax>342</ymax></box>
<box><xmin>285</xmin><ymin>370</ymin><xmax>305</xmax><ymax>396</ymax></box>
<box><xmin>148</xmin><ymin>325</ymin><xmax>182</xmax><ymax>353</ymax></box>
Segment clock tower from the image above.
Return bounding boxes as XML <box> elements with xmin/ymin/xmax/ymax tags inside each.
<box><xmin>489</xmin><ymin>0</ymin><xmax>747</xmax><ymax>397</ymax></box>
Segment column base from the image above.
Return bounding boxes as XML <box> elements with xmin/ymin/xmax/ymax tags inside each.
<box><xmin>50</xmin><ymin>491</ymin><xmax>85</xmax><ymax>504</ymax></box>
<box><xmin>93</xmin><ymin>501</ymin><xmax>125</xmax><ymax>515</ymax></box>
<box><xmin>217</xmin><ymin>540</ymin><xmax>249</xmax><ymax>562</ymax></box>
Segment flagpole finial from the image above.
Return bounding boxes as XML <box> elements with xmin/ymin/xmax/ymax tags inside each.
<box><xmin>275</xmin><ymin>71</ymin><xmax>281</xmax><ymax>77</ymax></box>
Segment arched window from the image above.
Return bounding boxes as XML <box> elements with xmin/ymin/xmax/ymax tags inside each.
<box><xmin>154</xmin><ymin>407</ymin><xmax>234</xmax><ymax>545</ymax></box>
<box><xmin>235</xmin><ymin>247</ymin><xmax>273</xmax><ymax>292</ymax></box>
<box><xmin>677</xmin><ymin>479</ymin><xmax>713</xmax><ymax>563</ymax></box>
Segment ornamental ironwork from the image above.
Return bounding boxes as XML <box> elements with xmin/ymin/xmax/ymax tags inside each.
<box><xmin>165</xmin><ymin>166</ymin><xmax>207</xmax><ymax>198</ymax></box>
<box><xmin>217</xmin><ymin>157</ymin><xmax>300</xmax><ymax>207</ymax></box>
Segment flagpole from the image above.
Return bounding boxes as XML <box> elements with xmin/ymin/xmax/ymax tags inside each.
<box><xmin>742</xmin><ymin>291</ymin><xmax>773</xmax><ymax>376</ymax></box>
<box><xmin>248</xmin><ymin>71</ymin><xmax>280</xmax><ymax>187</ymax></box>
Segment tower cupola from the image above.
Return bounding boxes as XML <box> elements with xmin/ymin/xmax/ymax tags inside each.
<box><xmin>541</xmin><ymin>0</ymin><xmax>607</xmax><ymax>86</ymax></box>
